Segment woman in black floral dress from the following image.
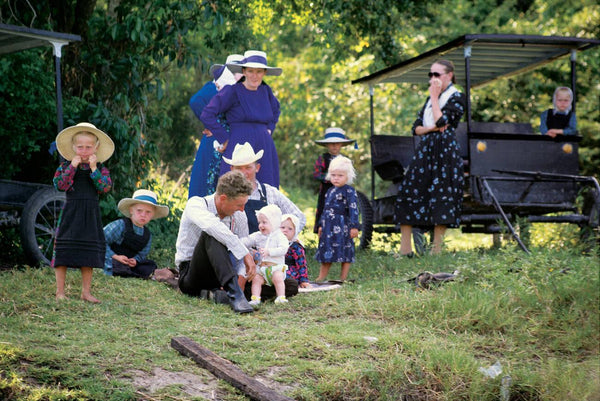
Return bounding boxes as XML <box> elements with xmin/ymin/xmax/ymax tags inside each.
<box><xmin>395</xmin><ymin>60</ymin><xmax>466</xmax><ymax>256</ymax></box>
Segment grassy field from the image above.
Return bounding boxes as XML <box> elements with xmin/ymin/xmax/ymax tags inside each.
<box><xmin>1</xmin><ymin>182</ymin><xmax>599</xmax><ymax>400</ymax></box>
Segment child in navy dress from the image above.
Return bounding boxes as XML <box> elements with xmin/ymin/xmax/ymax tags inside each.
<box><xmin>52</xmin><ymin>123</ymin><xmax>114</xmax><ymax>303</ymax></box>
<box><xmin>315</xmin><ymin>156</ymin><xmax>359</xmax><ymax>282</ymax></box>
<box><xmin>313</xmin><ymin>127</ymin><xmax>356</xmax><ymax>233</ymax></box>
<box><xmin>280</xmin><ymin>213</ymin><xmax>310</xmax><ymax>289</ymax></box>
<box><xmin>539</xmin><ymin>86</ymin><xmax>577</xmax><ymax>137</ymax></box>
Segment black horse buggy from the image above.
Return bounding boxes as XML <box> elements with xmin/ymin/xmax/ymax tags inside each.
<box><xmin>0</xmin><ymin>24</ymin><xmax>80</xmax><ymax>264</ymax></box>
<box><xmin>352</xmin><ymin>34</ymin><xmax>600</xmax><ymax>252</ymax></box>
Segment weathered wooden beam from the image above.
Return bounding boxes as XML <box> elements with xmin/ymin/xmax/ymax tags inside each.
<box><xmin>171</xmin><ymin>336</ymin><xmax>295</xmax><ymax>401</ymax></box>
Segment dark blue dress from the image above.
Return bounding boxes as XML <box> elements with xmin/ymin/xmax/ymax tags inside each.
<box><xmin>315</xmin><ymin>185</ymin><xmax>359</xmax><ymax>263</ymax></box>
<box><xmin>188</xmin><ymin>81</ymin><xmax>220</xmax><ymax>198</ymax></box>
<box><xmin>395</xmin><ymin>89</ymin><xmax>466</xmax><ymax>227</ymax></box>
<box><xmin>200</xmin><ymin>81</ymin><xmax>281</xmax><ymax>188</ymax></box>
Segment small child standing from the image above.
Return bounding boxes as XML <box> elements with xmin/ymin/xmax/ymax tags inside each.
<box><xmin>280</xmin><ymin>214</ymin><xmax>310</xmax><ymax>289</ymax></box>
<box><xmin>242</xmin><ymin>204</ymin><xmax>289</xmax><ymax>306</ymax></box>
<box><xmin>540</xmin><ymin>86</ymin><xmax>577</xmax><ymax>138</ymax></box>
<box><xmin>313</xmin><ymin>127</ymin><xmax>356</xmax><ymax>233</ymax></box>
<box><xmin>52</xmin><ymin>123</ymin><xmax>114</xmax><ymax>303</ymax></box>
<box><xmin>103</xmin><ymin>189</ymin><xmax>170</xmax><ymax>278</ymax></box>
<box><xmin>315</xmin><ymin>156</ymin><xmax>359</xmax><ymax>282</ymax></box>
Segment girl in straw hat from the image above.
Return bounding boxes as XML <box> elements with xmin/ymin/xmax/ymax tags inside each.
<box><xmin>52</xmin><ymin>122</ymin><xmax>114</xmax><ymax>303</ymax></box>
<box><xmin>200</xmin><ymin>50</ymin><xmax>282</xmax><ymax>188</ymax></box>
<box><xmin>313</xmin><ymin>127</ymin><xmax>355</xmax><ymax>234</ymax></box>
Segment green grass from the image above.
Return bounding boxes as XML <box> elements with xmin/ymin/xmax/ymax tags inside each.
<box><xmin>1</xmin><ymin>242</ymin><xmax>598</xmax><ymax>400</ymax></box>
<box><xmin>1</xmin><ymin>181</ymin><xmax>599</xmax><ymax>400</ymax></box>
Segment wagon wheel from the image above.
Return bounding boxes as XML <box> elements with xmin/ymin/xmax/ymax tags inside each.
<box><xmin>19</xmin><ymin>188</ymin><xmax>65</xmax><ymax>265</ymax></box>
<box><xmin>357</xmin><ymin>190</ymin><xmax>374</xmax><ymax>249</ymax></box>
<box><xmin>579</xmin><ymin>186</ymin><xmax>600</xmax><ymax>249</ymax></box>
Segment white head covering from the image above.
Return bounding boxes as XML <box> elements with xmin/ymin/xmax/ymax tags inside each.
<box><xmin>256</xmin><ymin>204</ymin><xmax>282</xmax><ymax>231</ymax></box>
<box><xmin>213</xmin><ymin>54</ymin><xmax>244</xmax><ymax>89</ymax></box>
<box><xmin>281</xmin><ymin>213</ymin><xmax>300</xmax><ymax>242</ymax></box>
<box><xmin>552</xmin><ymin>86</ymin><xmax>573</xmax><ymax>114</ymax></box>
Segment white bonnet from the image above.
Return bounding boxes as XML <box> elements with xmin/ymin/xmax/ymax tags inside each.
<box><xmin>256</xmin><ymin>204</ymin><xmax>282</xmax><ymax>228</ymax></box>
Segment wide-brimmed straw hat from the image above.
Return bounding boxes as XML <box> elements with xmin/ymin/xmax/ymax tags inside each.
<box><xmin>209</xmin><ymin>53</ymin><xmax>244</xmax><ymax>77</ymax></box>
<box><xmin>227</xmin><ymin>50</ymin><xmax>282</xmax><ymax>76</ymax></box>
<box><xmin>117</xmin><ymin>189</ymin><xmax>170</xmax><ymax>219</ymax></box>
<box><xmin>315</xmin><ymin>127</ymin><xmax>356</xmax><ymax>147</ymax></box>
<box><xmin>222</xmin><ymin>142</ymin><xmax>264</xmax><ymax>166</ymax></box>
<box><xmin>55</xmin><ymin>122</ymin><xmax>115</xmax><ymax>162</ymax></box>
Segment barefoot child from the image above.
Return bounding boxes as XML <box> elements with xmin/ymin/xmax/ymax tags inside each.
<box><xmin>242</xmin><ymin>204</ymin><xmax>289</xmax><ymax>306</ymax></box>
<box><xmin>103</xmin><ymin>189</ymin><xmax>170</xmax><ymax>278</ymax></box>
<box><xmin>315</xmin><ymin>156</ymin><xmax>359</xmax><ymax>282</ymax></box>
<box><xmin>313</xmin><ymin>127</ymin><xmax>355</xmax><ymax>233</ymax></box>
<box><xmin>52</xmin><ymin>123</ymin><xmax>114</xmax><ymax>303</ymax></box>
<box><xmin>280</xmin><ymin>214</ymin><xmax>310</xmax><ymax>289</ymax></box>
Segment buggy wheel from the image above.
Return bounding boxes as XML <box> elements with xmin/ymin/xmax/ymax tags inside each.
<box><xmin>357</xmin><ymin>191</ymin><xmax>374</xmax><ymax>249</ymax></box>
<box><xmin>19</xmin><ymin>188</ymin><xmax>65</xmax><ymax>265</ymax></box>
<box><xmin>580</xmin><ymin>186</ymin><xmax>600</xmax><ymax>249</ymax></box>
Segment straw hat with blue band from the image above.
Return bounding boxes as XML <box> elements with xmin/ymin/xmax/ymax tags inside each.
<box><xmin>315</xmin><ymin>127</ymin><xmax>357</xmax><ymax>148</ymax></box>
<box><xmin>117</xmin><ymin>189</ymin><xmax>170</xmax><ymax>220</ymax></box>
<box><xmin>226</xmin><ymin>50</ymin><xmax>282</xmax><ymax>76</ymax></box>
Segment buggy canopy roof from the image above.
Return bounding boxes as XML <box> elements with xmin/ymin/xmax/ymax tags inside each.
<box><xmin>0</xmin><ymin>23</ymin><xmax>80</xmax><ymax>55</ymax></box>
<box><xmin>0</xmin><ymin>23</ymin><xmax>81</xmax><ymax>132</ymax></box>
<box><xmin>352</xmin><ymin>34</ymin><xmax>599</xmax><ymax>88</ymax></box>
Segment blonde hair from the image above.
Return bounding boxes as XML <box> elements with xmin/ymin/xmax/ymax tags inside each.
<box><xmin>326</xmin><ymin>155</ymin><xmax>356</xmax><ymax>184</ymax></box>
<box><xmin>553</xmin><ymin>87</ymin><xmax>573</xmax><ymax>113</ymax></box>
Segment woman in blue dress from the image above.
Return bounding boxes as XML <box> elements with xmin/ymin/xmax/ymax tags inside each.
<box><xmin>395</xmin><ymin>59</ymin><xmax>466</xmax><ymax>256</ymax></box>
<box><xmin>200</xmin><ymin>50</ymin><xmax>282</xmax><ymax>188</ymax></box>
<box><xmin>188</xmin><ymin>54</ymin><xmax>243</xmax><ymax>198</ymax></box>
<box><xmin>315</xmin><ymin>156</ymin><xmax>359</xmax><ymax>282</ymax></box>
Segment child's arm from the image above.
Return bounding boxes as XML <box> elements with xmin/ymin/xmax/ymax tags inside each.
<box><xmin>563</xmin><ymin>113</ymin><xmax>577</xmax><ymax>135</ymax></box>
<box><xmin>347</xmin><ymin>187</ymin><xmax>360</xmax><ymax>238</ymax></box>
<box><xmin>313</xmin><ymin>154</ymin><xmax>327</xmax><ymax>182</ymax></box>
<box><xmin>264</xmin><ymin>232</ymin><xmax>289</xmax><ymax>257</ymax></box>
<box><xmin>540</xmin><ymin>110</ymin><xmax>549</xmax><ymax>134</ymax></box>
<box><xmin>291</xmin><ymin>242</ymin><xmax>309</xmax><ymax>284</ymax></box>
<box><xmin>103</xmin><ymin>219</ymin><xmax>125</xmax><ymax>269</ymax></box>
<box><xmin>53</xmin><ymin>161</ymin><xmax>77</xmax><ymax>191</ymax></box>
<box><xmin>90</xmin><ymin>163</ymin><xmax>112</xmax><ymax>194</ymax></box>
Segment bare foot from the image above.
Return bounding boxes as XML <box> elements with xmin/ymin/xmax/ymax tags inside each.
<box><xmin>81</xmin><ymin>294</ymin><xmax>101</xmax><ymax>304</ymax></box>
<box><xmin>314</xmin><ymin>277</ymin><xmax>326</xmax><ymax>282</ymax></box>
<box><xmin>56</xmin><ymin>293</ymin><xmax>68</xmax><ymax>301</ymax></box>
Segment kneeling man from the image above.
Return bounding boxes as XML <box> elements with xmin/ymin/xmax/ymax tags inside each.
<box><xmin>175</xmin><ymin>171</ymin><xmax>256</xmax><ymax>313</ymax></box>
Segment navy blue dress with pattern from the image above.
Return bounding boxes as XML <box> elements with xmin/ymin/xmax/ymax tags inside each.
<box><xmin>315</xmin><ymin>184</ymin><xmax>359</xmax><ymax>263</ymax></box>
<box><xmin>395</xmin><ymin>88</ymin><xmax>466</xmax><ymax>228</ymax></box>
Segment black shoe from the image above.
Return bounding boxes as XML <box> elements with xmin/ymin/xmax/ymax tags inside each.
<box><xmin>212</xmin><ymin>289</ymin><xmax>230</xmax><ymax>305</ymax></box>
<box><xmin>224</xmin><ymin>279</ymin><xmax>253</xmax><ymax>314</ymax></box>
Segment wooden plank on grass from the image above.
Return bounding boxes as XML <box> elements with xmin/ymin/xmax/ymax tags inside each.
<box><xmin>171</xmin><ymin>336</ymin><xmax>295</xmax><ymax>401</ymax></box>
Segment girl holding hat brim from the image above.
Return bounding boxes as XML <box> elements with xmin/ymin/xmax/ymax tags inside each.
<box><xmin>52</xmin><ymin>122</ymin><xmax>114</xmax><ymax>303</ymax></box>
<box><xmin>103</xmin><ymin>190</ymin><xmax>170</xmax><ymax>278</ymax></box>
<box><xmin>200</xmin><ymin>50</ymin><xmax>282</xmax><ymax>188</ymax></box>
<box><xmin>189</xmin><ymin>54</ymin><xmax>244</xmax><ymax>198</ymax></box>
<box><xmin>313</xmin><ymin>127</ymin><xmax>355</xmax><ymax>234</ymax></box>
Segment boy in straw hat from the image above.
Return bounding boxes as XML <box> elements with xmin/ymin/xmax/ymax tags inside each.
<box><xmin>313</xmin><ymin>127</ymin><xmax>355</xmax><ymax>233</ymax></box>
<box><xmin>189</xmin><ymin>53</ymin><xmax>244</xmax><ymax>198</ymax></box>
<box><xmin>52</xmin><ymin>122</ymin><xmax>114</xmax><ymax>303</ymax></box>
<box><xmin>103</xmin><ymin>189</ymin><xmax>170</xmax><ymax>278</ymax></box>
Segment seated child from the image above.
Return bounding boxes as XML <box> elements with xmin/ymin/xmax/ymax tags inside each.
<box><xmin>540</xmin><ymin>86</ymin><xmax>577</xmax><ymax>137</ymax></box>
<box><xmin>280</xmin><ymin>213</ymin><xmax>311</xmax><ymax>289</ymax></box>
<box><xmin>103</xmin><ymin>189</ymin><xmax>169</xmax><ymax>278</ymax></box>
<box><xmin>242</xmin><ymin>204</ymin><xmax>289</xmax><ymax>306</ymax></box>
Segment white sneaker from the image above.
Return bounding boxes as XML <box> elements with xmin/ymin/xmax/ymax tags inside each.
<box><xmin>249</xmin><ymin>295</ymin><xmax>261</xmax><ymax>308</ymax></box>
<box><xmin>274</xmin><ymin>296</ymin><xmax>288</xmax><ymax>304</ymax></box>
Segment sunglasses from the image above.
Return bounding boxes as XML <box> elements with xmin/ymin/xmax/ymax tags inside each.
<box><xmin>428</xmin><ymin>72</ymin><xmax>445</xmax><ymax>78</ymax></box>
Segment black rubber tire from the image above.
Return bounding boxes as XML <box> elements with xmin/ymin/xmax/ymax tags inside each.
<box><xmin>357</xmin><ymin>190</ymin><xmax>374</xmax><ymax>249</ymax></box>
<box><xmin>19</xmin><ymin>187</ymin><xmax>65</xmax><ymax>265</ymax></box>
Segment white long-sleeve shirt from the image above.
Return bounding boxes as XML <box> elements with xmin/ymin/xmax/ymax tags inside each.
<box><xmin>175</xmin><ymin>195</ymin><xmax>249</xmax><ymax>267</ymax></box>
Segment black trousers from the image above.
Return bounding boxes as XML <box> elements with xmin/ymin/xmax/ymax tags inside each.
<box><xmin>178</xmin><ymin>232</ymin><xmax>237</xmax><ymax>297</ymax></box>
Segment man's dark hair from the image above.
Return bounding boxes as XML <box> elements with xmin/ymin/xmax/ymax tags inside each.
<box><xmin>216</xmin><ymin>171</ymin><xmax>253</xmax><ymax>198</ymax></box>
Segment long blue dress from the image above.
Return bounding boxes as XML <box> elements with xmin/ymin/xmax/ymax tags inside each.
<box><xmin>315</xmin><ymin>184</ymin><xmax>359</xmax><ymax>263</ymax></box>
<box><xmin>200</xmin><ymin>81</ymin><xmax>281</xmax><ymax>188</ymax></box>
<box><xmin>395</xmin><ymin>87</ymin><xmax>466</xmax><ymax>227</ymax></box>
<box><xmin>188</xmin><ymin>81</ymin><xmax>219</xmax><ymax>198</ymax></box>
